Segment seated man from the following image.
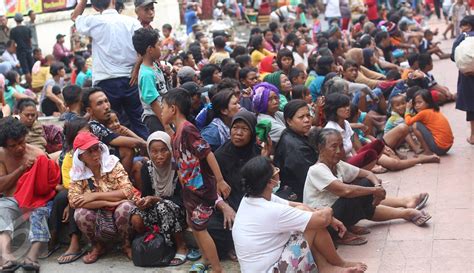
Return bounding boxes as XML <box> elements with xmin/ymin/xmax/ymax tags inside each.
<box><xmin>0</xmin><ymin>117</ymin><xmax>60</xmax><ymax>272</ymax></box>
<box><xmin>82</xmin><ymin>87</ymin><xmax>146</xmax><ymax>175</ymax></box>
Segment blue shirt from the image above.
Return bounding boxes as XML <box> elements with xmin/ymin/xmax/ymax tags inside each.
<box><xmin>185</xmin><ymin>9</ymin><xmax>198</xmax><ymax>34</ymax></box>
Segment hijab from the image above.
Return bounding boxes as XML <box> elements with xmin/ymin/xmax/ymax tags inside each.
<box><xmin>252</xmin><ymin>82</ymin><xmax>279</xmax><ymax>114</ymax></box>
<box><xmin>70</xmin><ymin>142</ymin><xmax>120</xmax><ymax>181</ymax></box>
<box><xmin>147</xmin><ymin>131</ymin><xmax>176</xmax><ymax>197</ymax></box>
<box><xmin>259</xmin><ymin>55</ymin><xmax>275</xmax><ymax>74</ymax></box>
<box><xmin>263</xmin><ymin>71</ymin><xmax>282</xmax><ymax>90</ymax></box>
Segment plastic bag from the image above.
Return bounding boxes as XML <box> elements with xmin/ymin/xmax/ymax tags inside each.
<box><xmin>132</xmin><ymin>226</ymin><xmax>176</xmax><ymax>267</ymax></box>
<box><xmin>455</xmin><ymin>35</ymin><xmax>474</xmax><ymax>75</ymax></box>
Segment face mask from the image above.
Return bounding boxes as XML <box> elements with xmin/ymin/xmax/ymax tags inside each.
<box><xmin>272</xmin><ymin>179</ymin><xmax>281</xmax><ymax>194</ymax></box>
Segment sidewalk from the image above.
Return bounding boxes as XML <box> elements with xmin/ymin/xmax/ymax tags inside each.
<box><xmin>37</xmin><ymin>22</ymin><xmax>473</xmax><ymax>273</ymax></box>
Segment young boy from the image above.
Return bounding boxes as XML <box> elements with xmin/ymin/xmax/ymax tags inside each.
<box><xmin>385</xmin><ymin>94</ymin><xmax>422</xmax><ymax>153</ymax></box>
<box><xmin>209</xmin><ymin>36</ymin><xmax>230</xmax><ymax>66</ymax></box>
<box><xmin>161</xmin><ymin>23</ymin><xmax>175</xmax><ymax>61</ymax></box>
<box><xmin>418</xmin><ymin>53</ymin><xmax>455</xmax><ymax>103</ymax></box>
<box><xmin>418</xmin><ymin>30</ymin><xmax>450</xmax><ymax>59</ymax></box>
<box><xmin>289</xmin><ymin>67</ymin><xmax>307</xmax><ymax>85</ymax></box>
<box><xmin>161</xmin><ymin>89</ymin><xmax>229</xmax><ymax>273</ymax></box>
<box><xmin>59</xmin><ymin>85</ymin><xmax>82</xmax><ymax>122</ymax></box>
<box><xmin>132</xmin><ymin>27</ymin><xmax>168</xmax><ymax>134</ymax></box>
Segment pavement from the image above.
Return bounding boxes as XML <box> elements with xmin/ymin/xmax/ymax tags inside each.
<box><xmin>22</xmin><ymin>19</ymin><xmax>472</xmax><ymax>273</ymax></box>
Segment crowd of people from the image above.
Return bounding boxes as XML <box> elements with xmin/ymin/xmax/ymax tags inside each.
<box><xmin>0</xmin><ymin>0</ymin><xmax>473</xmax><ymax>271</ymax></box>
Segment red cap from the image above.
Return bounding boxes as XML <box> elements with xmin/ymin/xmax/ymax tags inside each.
<box><xmin>73</xmin><ymin>131</ymin><xmax>99</xmax><ymax>150</ymax></box>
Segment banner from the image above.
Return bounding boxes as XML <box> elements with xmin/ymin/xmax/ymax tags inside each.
<box><xmin>42</xmin><ymin>0</ymin><xmax>66</xmax><ymax>11</ymax></box>
<box><xmin>4</xmin><ymin>0</ymin><xmax>43</xmax><ymax>16</ymax></box>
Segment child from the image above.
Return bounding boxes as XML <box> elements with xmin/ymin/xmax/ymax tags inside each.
<box><xmin>161</xmin><ymin>88</ymin><xmax>227</xmax><ymax>273</ymax></box>
<box><xmin>292</xmin><ymin>84</ymin><xmax>322</xmax><ymax>126</ymax></box>
<box><xmin>385</xmin><ymin>94</ymin><xmax>423</xmax><ymax>153</ymax></box>
<box><xmin>418</xmin><ymin>30</ymin><xmax>450</xmax><ymax>59</ymax></box>
<box><xmin>349</xmin><ymin>104</ymin><xmax>376</xmax><ymax>145</ymax></box>
<box><xmin>288</xmin><ymin>67</ymin><xmax>306</xmax><ymax>85</ymax></box>
<box><xmin>418</xmin><ymin>53</ymin><xmax>456</xmax><ymax>103</ymax></box>
<box><xmin>31</xmin><ymin>55</ymin><xmax>54</xmax><ymax>93</ymax></box>
<box><xmin>311</xmin><ymin>11</ymin><xmax>321</xmax><ymax>44</ymax></box>
<box><xmin>74</xmin><ymin>57</ymin><xmax>92</xmax><ymax>88</ymax></box>
<box><xmin>161</xmin><ymin>24</ymin><xmax>175</xmax><ymax>62</ymax></box>
<box><xmin>405</xmin><ymin>89</ymin><xmax>454</xmax><ymax>155</ymax></box>
<box><xmin>452</xmin><ymin>0</ymin><xmax>471</xmax><ymax>37</ymax></box>
<box><xmin>132</xmin><ymin>27</ymin><xmax>168</xmax><ymax>134</ymax></box>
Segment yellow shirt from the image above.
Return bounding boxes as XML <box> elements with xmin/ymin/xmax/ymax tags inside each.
<box><xmin>32</xmin><ymin>66</ymin><xmax>52</xmax><ymax>89</ymax></box>
<box><xmin>251</xmin><ymin>49</ymin><xmax>273</xmax><ymax>68</ymax></box>
<box><xmin>61</xmin><ymin>152</ymin><xmax>73</xmax><ymax>189</ymax></box>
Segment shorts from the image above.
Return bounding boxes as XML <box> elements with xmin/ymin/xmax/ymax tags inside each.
<box><xmin>272</xmin><ymin>232</ymin><xmax>318</xmax><ymax>273</ymax></box>
<box><xmin>0</xmin><ymin>197</ymin><xmax>21</xmax><ymax>237</ymax></box>
<box><xmin>415</xmin><ymin>122</ymin><xmax>451</xmax><ymax>155</ymax></box>
<box><xmin>187</xmin><ymin>203</ymin><xmax>214</xmax><ymax>231</ymax></box>
<box><xmin>466</xmin><ymin>111</ymin><xmax>474</xmax><ymax>121</ymax></box>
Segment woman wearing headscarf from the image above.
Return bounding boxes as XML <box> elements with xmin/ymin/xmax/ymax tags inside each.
<box><xmin>209</xmin><ymin>110</ymin><xmax>271</xmax><ymax>260</ymax></box>
<box><xmin>252</xmin><ymin>82</ymin><xmax>286</xmax><ymax>143</ymax></box>
<box><xmin>130</xmin><ymin>131</ymin><xmax>188</xmax><ymax>266</ymax></box>
<box><xmin>69</xmin><ymin>132</ymin><xmax>139</xmax><ymax>264</ymax></box>
<box><xmin>345</xmin><ymin>48</ymin><xmax>387</xmax><ymax>89</ymax></box>
<box><xmin>258</xmin><ymin>55</ymin><xmax>277</xmax><ymax>81</ymax></box>
<box><xmin>263</xmin><ymin>71</ymin><xmax>293</xmax><ymax>110</ymax></box>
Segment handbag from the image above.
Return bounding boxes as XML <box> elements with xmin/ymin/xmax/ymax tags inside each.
<box><xmin>87</xmin><ymin>179</ymin><xmax>118</xmax><ymax>241</ymax></box>
<box><xmin>132</xmin><ymin>225</ymin><xmax>175</xmax><ymax>267</ymax></box>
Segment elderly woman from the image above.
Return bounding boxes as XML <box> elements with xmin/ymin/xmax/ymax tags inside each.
<box><xmin>252</xmin><ymin>82</ymin><xmax>286</xmax><ymax>143</ymax></box>
<box><xmin>69</xmin><ymin>132</ymin><xmax>139</xmax><ymax>264</ymax></box>
<box><xmin>201</xmin><ymin>90</ymin><xmax>241</xmax><ymax>151</ymax></box>
<box><xmin>130</xmin><ymin>131</ymin><xmax>188</xmax><ymax>266</ymax></box>
<box><xmin>233</xmin><ymin>156</ymin><xmax>367</xmax><ymax>273</ymax></box>
<box><xmin>209</xmin><ymin>110</ymin><xmax>271</xmax><ymax>260</ymax></box>
<box><xmin>263</xmin><ymin>71</ymin><xmax>293</xmax><ymax>110</ymax></box>
<box><xmin>274</xmin><ymin>100</ymin><xmax>318</xmax><ymax>202</ymax></box>
<box><xmin>303</xmin><ymin>128</ymin><xmax>432</xmax><ymax>245</ymax></box>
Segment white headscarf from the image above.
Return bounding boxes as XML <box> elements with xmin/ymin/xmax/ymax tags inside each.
<box><xmin>70</xmin><ymin>142</ymin><xmax>120</xmax><ymax>181</ymax></box>
<box><xmin>147</xmin><ymin>131</ymin><xmax>176</xmax><ymax>197</ymax></box>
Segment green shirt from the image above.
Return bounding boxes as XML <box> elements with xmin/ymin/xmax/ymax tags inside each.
<box><xmin>138</xmin><ymin>63</ymin><xmax>167</xmax><ymax>119</ymax></box>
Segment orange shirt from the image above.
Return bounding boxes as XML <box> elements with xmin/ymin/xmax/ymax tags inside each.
<box><xmin>405</xmin><ymin>109</ymin><xmax>454</xmax><ymax>149</ymax></box>
<box><xmin>401</xmin><ymin>68</ymin><xmax>414</xmax><ymax>80</ymax></box>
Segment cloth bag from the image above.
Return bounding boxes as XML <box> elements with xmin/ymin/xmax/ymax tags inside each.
<box><xmin>455</xmin><ymin>35</ymin><xmax>474</xmax><ymax>75</ymax></box>
<box><xmin>132</xmin><ymin>225</ymin><xmax>176</xmax><ymax>267</ymax></box>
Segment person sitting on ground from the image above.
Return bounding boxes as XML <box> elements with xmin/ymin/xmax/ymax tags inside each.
<box><xmin>82</xmin><ymin>87</ymin><xmax>146</xmax><ymax>176</ymax></box>
<box><xmin>258</xmin><ymin>55</ymin><xmax>276</xmax><ymax>81</ymax></box>
<box><xmin>68</xmin><ymin>131</ymin><xmax>140</xmax><ymax>264</ymax></box>
<box><xmin>233</xmin><ymin>156</ymin><xmax>368</xmax><ymax>273</ymax></box>
<box><xmin>130</xmin><ymin>131</ymin><xmax>188</xmax><ymax>266</ymax></box>
<box><xmin>418</xmin><ymin>30</ymin><xmax>450</xmax><ymax>59</ymax></box>
<box><xmin>250</xmin><ymin>35</ymin><xmax>273</xmax><ymax>68</ymax></box>
<box><xmin>0</xmin><ymin>75</ymin><xmax>11</xmax><ymax>117</ymax></box>
<box><xmin>74</xmin><ymin>56</ymin><xmax>92</xmax><ymax>88</ymax></box>
<box><xmin>0</xmin><ymin>117</ymin><xmax>60</xmax><ymax>272</ymax></box>
<box><xmin>252</xmin><ymin>82</ymin><xmax>286</xmax><ymax>143</ymax></box>
<box><xmin>1</xmin><ymin>40</ymin><xmax>20</xmax><ymax>69</ymax></box>
<box><xmin>289</xmin><ymin>67</ymin><xmax>307</xmax><ymax>86</ymax></box>
<box><xmin>40</xmin><ymin>62</ymin><xmax>66</xmax><ymax>116</ymax></box>
<box><xmin>405</xmin><ymin>89</ymin><xmax>454</xmax><ymax>156</ymax></box>
<box><xmin>59</xmin><ymin>85</ymin><xmax>82</xmax><ymax>122</ymax></box>
<box><xmin>31</xmin><ymin>54</ymin><xmax>54</xmax><ymax>93</ymax></box>
<box><xmin>276</xmin><ymin>48</ymin><xmax>294</xmax><ymax>77</ymax></box>
<box><xmin>209</xmin><ymin>36</ymin><xmax>230</xmax><ymax>66</ymax></box>
<box><xmin>3</xmin><ymin>70</ymin><xmax>34</xmax><ymax>112</ymax></box>
<box><xmin>17</xmin><ymin>98</ymin><xmax>46</xmax><ymax>152</ymax></box>
<box><xmin>239</xmin><ymin>67</ymin><xmax>259</xmax><ymax>98</ymax></box>
<box><xmin>201</xmin><ymin>90</ymin><xmax>241</xmax><ymax>151</ymax></box>
<box><xmin>303</xmin><ymin>128</ymin><xmax>432</xmax><ymax>246</ymax></box>
<box><xmin>274</xmin><ymin>100</ymin><xmax>318</xmax><ymax>202</ymax></box>
<box><xmin>263</xmin><ymin>71</ymin><xmax>293</xmax><ymax>111</ymax></box>
<box><xmin>417</xmin><ymin>53</ymin><xmax>456</xmax><ymax>103</ymax></box>
<box><xmin>345</xmin><ymin>48</ymin><xmax>387</xmax><ymax>89</ymax></box>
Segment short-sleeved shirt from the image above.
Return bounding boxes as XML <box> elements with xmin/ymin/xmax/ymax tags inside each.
<box><xmin>324</xmin><ymin>120</ymin><xmax>354</xmax><ymax>157</ymax></box>
<box><xmin>89</xmin><ymin>120</ymin><xmax>119</xmax><ymax>146</ymax></box>
<box><xmin>303</xmin><ymin>161</ymin><xmax>360</xmax><ymax>208</ymax></box>
<box><xmin>172</xmin><ymin>121</ymin><xmax>217</xmax><ymax>204</ymax></box>
<box><xmin>40</xmin><ymin>78</ymin><xmax>65</xmax><ymax>103</ymax></box>
<box><xmin>233</xmin><ymin>194</ymin><xmax>312</xmax><ymax>273</ymax></box>
<box><xmin>10</xmin><ymin>25</ymin><xmax>31</xmax><ymax>52</ymax></box>
<box><xmin>185</xmin><ymin>10</ymin><xmax>198</xmax><ymax>35</ymax></box>
<box><xmin>384</xmin><ymin>111</ymin><xmax>404</xmax><ymax>134</ymax></box>
<box><xmin>138</xmin><ymin>63</ymin><xmax>167</xmax><ymax>119</ymax></box>
<box><xmin>76</xmin><ymin>69</ymin><xmax>92</xmax><ymax>87</ymax></box>
<box><xmin>209</xmin><ymin>51</ymin><xmax>230</xmax><ymax>66</ymax></box>
<box><xmin>4</xmin><ymin>85</ymin><xmax>26</xmax><ymax>110</ymax></box>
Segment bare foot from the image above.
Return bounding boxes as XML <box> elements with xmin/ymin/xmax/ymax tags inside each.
<box><xmin>418</xmin><ymin>154</ymin><xmax>440</xmax><ymax>164</ymax></box>
<box><xmin>466</xmin><ymin>137</ymin><xmax>474</xmax><ymax>145</ymax></box>
<box><xmin>422</xmin><ymin>151</ymin><xmax>434</xmax><ymax>156</ymax></box>
<box><xmin>343</xmin><ymin>261</ymin><xmax>368</xmax><ymax>272</ymax></box>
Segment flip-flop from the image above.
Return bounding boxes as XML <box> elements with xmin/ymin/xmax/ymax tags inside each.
<box><xmin>169</xmin><ymin>253</ymin><xmax>186</xmax><ymax>266</ymax></box>
<box><xmin>410</xmin><ymin>210</ymin><xmax>432</xmax><ymax>226</ymax></box>
<box><xmin>189</xmin><ymin>262</ymin><xmax>208</xmax><ymax>273</ymax></box>
<box><xmin>186</xmin><ymin>249</ymin><xmax>201</xmax><ymax>261</ymax></box>
<box><xmin>415</xmin><ymin>193</ymin><xmax>429</xmax><ymax>210</ymax></box>
<box><xmin>349</xmin><ymin>225</ymin><xmax>371</xmax><ymax>235</ymax></box>
<box><xmin>335</xmin><ymin>234</ymin><xmax>368</xmax><ymax>246</ymax></box>
<box><xmin>57</xmin><ymin>249</ymin><xmax>87</xmax><ymax>264</ymax></box>
<box><xmin>22</xmin><ymin>257</ymin><xmax>40</xmax><ymax>273</ymax></box>
<box><xmin>0</xmin><ymin>260</ymin><xmax>21</xmax><ymax>273</ymax></box>
<box><xmin>39</xmin><ymin>244</ymin><xmax>61</xmax><ymax>259</ymax></box>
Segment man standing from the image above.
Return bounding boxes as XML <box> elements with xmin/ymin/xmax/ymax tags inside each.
<box><xmin>185</xmin><ymin>2</ymin><xmax>201</xmax><ymax>34</ymax></box>
<box><xmin>134</xmin><ymin>0</ymin><xmax>156</xmax><ymax>29</ymax></box>
<box><xmin>0</xmin><ymin>15</ymin><xmax>10</xmax><ymax>54</ymax></box>
<box><xmin>26</xmin><ymin>10</ymin><xmax>38</xmax><ymax>49</ymax></box>
<box><xmin>72</xmin><ymin>0</ymin><xmax>149</xmax><ymax>140</ymax></box>
<box><xmin>10</xmin><ymin>13</ymin><xmax>33</xmax><ymax>84</ymax></box>
<box><xmin>0</xmin><ymin>117</ymin><xmax>59</xmax><ymax>272</ymax></box>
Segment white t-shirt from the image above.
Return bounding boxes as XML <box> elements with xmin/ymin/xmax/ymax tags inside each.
<box><xmin>303</xmin><ymin>161</ymin><xmax>360</xmax><ymax>208</ymax></box>
<box><xmin>293</xmin><ymin>51</ymin><xmax>309</xmax><ymax>69</ymax></box>
<box><xmin>324</xmin><ymin>120</ymin><xmax>354</xmax><ymax>157</ymax></box>
<box><xmin>232</xmin><ymin>194</ymin><xmax>312</xmax><ymax>273</ymax></box>
<box><xmin>324</xmin><ymin>0</ymin><xmax>342</xmax><ymax>18</ymax></box>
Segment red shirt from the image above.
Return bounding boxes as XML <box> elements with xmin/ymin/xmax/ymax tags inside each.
<box><xmin>365</xmin><ymin>0</ymin><xmax>379</xmax><ymax>21</ymax></box>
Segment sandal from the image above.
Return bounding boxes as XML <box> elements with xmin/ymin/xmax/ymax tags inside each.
<box><xmin>415</xmin><ymin>193</ymin><xmax>429</xmax><ymax>210</ymax></box>
<box><xmin>349</xmin><ymin>225</ymin><xmax>371</xmax><ymax>235</ymax></box>
<box><xmin>335</xmin><ymin>233</ymin><xmax>368</xmax><ymax>246</ymax></box>
<box><xmin>189</xmin><ymin>262</ymin><xmax>208</xmax><ymax>273</ymax></box>
<box><xmin>22</xmin><ymin>257</ymin><xmax>40</xmax><ymax>273</ymax></box>
<box><xmin>186</xmin><ymin>249</ymin><xmax>201</xmax><ymax>261</ymax></box>
<box><xmin>410</xmin><ymin>210</ymin><xmax>432</xmax><ymax>226</ymax></box>
<box><xmin>169</xmin><ymin>253</ymin><xmax>187</xmax><ymax>266</ymax></box>
<box><xmin>39</xmin><ymin>244</ymin><xmax>61</xmax><ymax>259</ymax></box>
<box><xmin>0</xmin><ymin>260</ymin><xmax>21</xmax><ymax>273</ymax></box>
<box><xmin>57</xmin><ymin>249</ymin><xmax>87</xmax><ymax>264</ymax></box>
<box><xmin>82</xmin><ymin>248</ymin><xmax>105</xmax><ymax>264</ymax></box>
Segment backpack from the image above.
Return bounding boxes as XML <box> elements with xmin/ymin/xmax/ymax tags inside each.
<box><xmin>454</xmin><ymin>34</ymin><xmax>474</xmax><ymax>75</ymax></box>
